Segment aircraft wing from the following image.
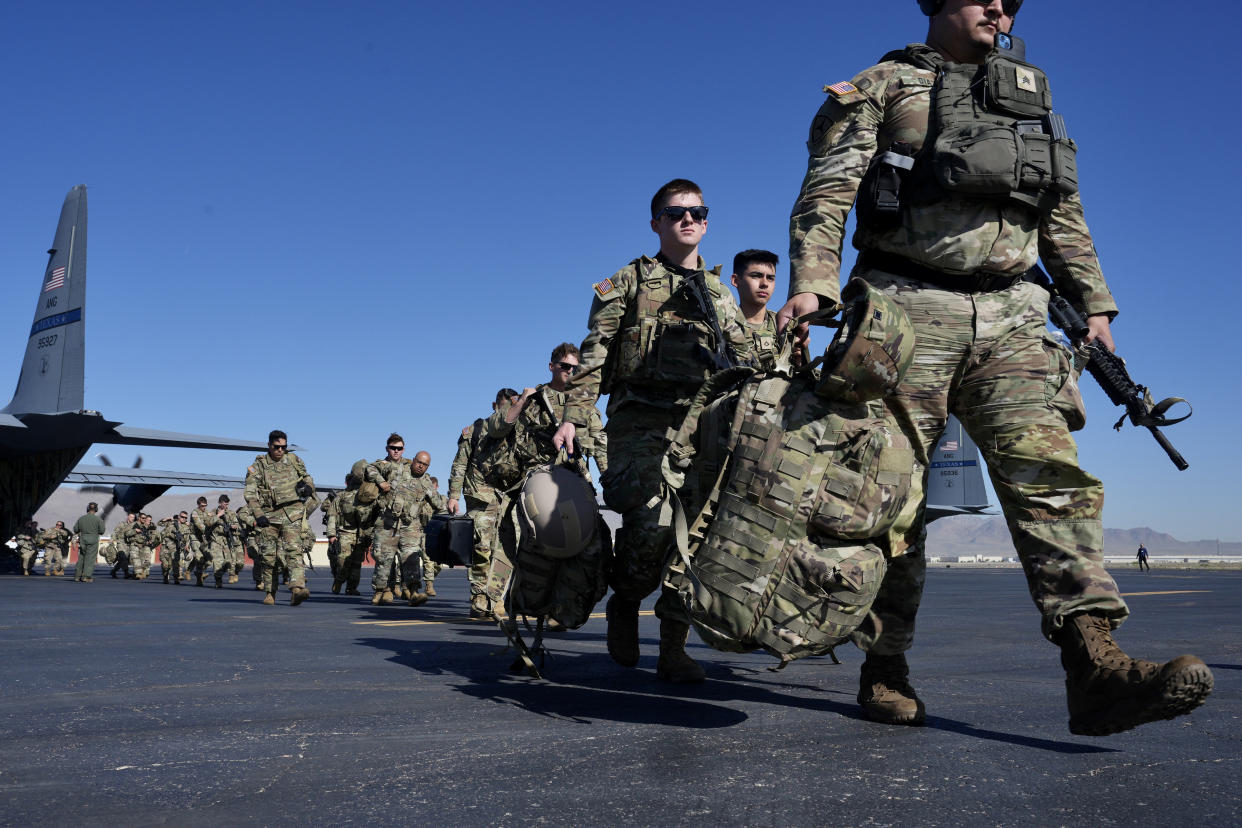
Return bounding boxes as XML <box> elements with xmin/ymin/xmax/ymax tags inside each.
<box><xmin>65</xmin><ymin>465</ymin><xmax>246</xmax><ymax>488</ymax></box>
<box><xmin>98</xmin><ymin>426</ymin><xmax>296</xmax><ymax>452</ymax></box>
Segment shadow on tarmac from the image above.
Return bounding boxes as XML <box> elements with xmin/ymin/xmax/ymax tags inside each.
<box><xmin>354</xmin><ymin>632</ymin><xmax>1116</xmax><ymax>754</ymax></box>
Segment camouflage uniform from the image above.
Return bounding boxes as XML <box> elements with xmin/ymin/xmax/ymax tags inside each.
<box><xmin>365</xmin><ymin>457</ymin><xmax>415</xmax><ymax>594</ymax></box>
<box><xmin>128</xmin><ymin>520</ymin><xmax>160</xmax><ymax>579</ymax></box>
<box><xmin>72</xmin><ymin>511</ymin><xmax>106</xmax><ymax>581</ymax></box>
<box><xmin>326</xmin><ymin>488</ymin><xmax>378</xmax><ymax>595</ymax></box>
<box><xmin>565</xmin><ymin>254</ymin><xmax>753</xmax><ymax>622</ymax></box>
<box><xmin>188</xmin><ymin>506</ymin><xmax>213</xmax><ymax>584</ymax></box>
<box><xmin>237</xmin><ymin>505</ymin><xmax>265</xmax><ymax>588</ymax></box>
<box><xmin>159</xmin><ymin>519</ymin><xmax>193</xmax><ymax>584</ymax></box>
<box><xmin>788</xmin><ymin>42</ymin><xmax>1126</xmax><ymax>652</ymax></box>
<box><xmin>191</xmin><ymin>506</ymin><xmax>228</xmax><ymax>586</ymax></box>
<box><xmin>747</xmin><ymin>309</ymin><xmax>780</xmax><ymax>372</ymax></box>
<box><xmin>39</xmin><ymin>526</ymin><xmax>71</xmax><ymax>575</ymax></box>
<box><xmin>449</xmin><ymin>418</ymin><xmax>507</xmax><ymax>612</ymax></box>
<box><xmin>226</xmin><ymin>508</ymin><xmax>246</xmax><ymax>581</ymax></box>
<box><xmin>244</xmin><ymin>451</ymin><xmax>315</xmax><ymax>601</ymax></box>
<box><xmin>15</xmin><ymin>525</ymin><xmax>39</xmax><ymax>575</ymax></box>
<box><xmin>319</xmin><ymin>493</ymin><xmax>341</xmax><ymax>580</ymax></box>
<box><xmin>106</xmin><ymin>519</ymin><xmax>134</xmax><ymax>577</ymax></box>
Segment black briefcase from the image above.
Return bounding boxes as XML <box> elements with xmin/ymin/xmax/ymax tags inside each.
<box><xmin>426</xmin><ymin>514</ymin><xmax>473</xmax><ymax>567</ymax></box>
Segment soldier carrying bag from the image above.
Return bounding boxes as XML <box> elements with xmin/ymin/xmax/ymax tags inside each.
<box><xmin>661</xmin><ymin>280</ymin><xmax>917</xmax><ymax>667</ymax></box>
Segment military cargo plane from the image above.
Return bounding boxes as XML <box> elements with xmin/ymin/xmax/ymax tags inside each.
<box><xmin>0</xmin><ymin>185</ymin><xmax>273</xmax><ymax>538</ymax></box>
<box><xmin>926</xmin><ymin>415</ymin><xmax>993</xmax><ymax>521</ymax></box>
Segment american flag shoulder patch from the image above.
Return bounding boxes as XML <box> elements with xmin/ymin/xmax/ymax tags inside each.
<box><xmin>825</xmin><ymin>81</ymin><xmax>858</xmax><ymax>98</ymax></box>
<box><xmin>594</xmin><ymin>278</ymin><xmax>616</xmax><ymax>299</ymax></box>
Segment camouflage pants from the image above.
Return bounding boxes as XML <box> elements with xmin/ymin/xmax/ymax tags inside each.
<box><xmin>601</xmin><ymin>405</ymin><xmax>691</xmax><ymax>622</ymax></box>
<box><xmin>257</xmin><ymin>509</ymin><xmax>305</xmax><ymax>595</ymax></box>
<box><xmin>19</xmin><ymin>545</ymin><xmax>38</xmax><ymax>574</ymax></box>
<box><xmin>335</xmin><ymin>532</ymin><xmax>368</xmax><ymax>591</ymax></box>
<box><xmin>208</xmin><ymin>540</ymin><xmax>232</xmax><ymax>582</ymax></box>
<box><xmin>229</xmin><ymin>541</ymin><xmax>245</xmax><ymax>577</ymax></box>
<box><xmin>371</xmin><ymin>526</ymin><xmax>401</xmax><ymax>593</ymax></box>
<box><xmin>397</xmin><ymin>527</ymin><xmax>427</xmax><ymax>590</ymax></box>
<box><xmin>44</xmin><ymin>546</ymin><xmax>66</xmax><ymax>573</ymax></box>
<box><xmin>467</xmin><ymin>496</ymin><xmax>504</xmax><ymax>599</ymax></box>
<box><xmin>859</xmin><ymin>269</ymin><xmax>1128</xmax><ymax>649</ymax></box>
<box><xmin>131</xmin><ymin>546</ymin><xmax>153</xmax><ymax>578</ymax></box>
<box><xmin>160</xmin><ymin>547</ymin><xmax>185</xmax><ymax>581</ymax></box>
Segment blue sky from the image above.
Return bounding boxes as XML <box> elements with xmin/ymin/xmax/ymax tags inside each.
<box><xmin>2</xmin><ymin>1</ymin><xmax>1239</xmax><ymax>542</ymax></box>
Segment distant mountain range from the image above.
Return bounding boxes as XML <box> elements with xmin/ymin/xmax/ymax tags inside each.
<box><xmin>925</xmin><ymin>515</ymin><xmax>1240</xmax><ymax>558</ymax></box>
<box><xmin>28</xmin><ymin>487</ymin><xmax>1242</xmax><ymax>556</ymax></box>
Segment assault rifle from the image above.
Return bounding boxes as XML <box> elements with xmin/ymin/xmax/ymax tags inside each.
<box><xmin>679</xmin><ymin>270</ymin><xmax>740</xmax><ymax>371</ymax></box>
<box><xmin>1029</xmin><ymin>267</ymin><xmax>1191</xmax><ymax>470</ymax></box>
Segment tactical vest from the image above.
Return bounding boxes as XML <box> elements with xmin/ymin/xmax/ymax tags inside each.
<box><xmin>477</xmin><ymin>387</ymin><xmax>561</xmax><ymax>493</ymax></box>
<box><xmin>254</xmin><ymin>452</ymin><xmax>306</xmax><ymax>507</ymax></box>
<box><xmin>918</xmin><ymin>46</ymin><xmax>1077</xmax><ymax>216</ymax></box>
<box><xmin>664</xmin><ymin>364</ymin><xmax>915</xmax><ymax>665</ymax></box>
<box><xmin>605</xmin><ymin>258</ymin><xmax>731</xmax><ymax>394</ymax></box>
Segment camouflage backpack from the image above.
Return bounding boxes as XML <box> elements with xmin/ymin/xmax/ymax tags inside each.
<box><xmin>662</xmin><ymin>281</ymin><xmax>916</xmax><ymax>665</ymax></box>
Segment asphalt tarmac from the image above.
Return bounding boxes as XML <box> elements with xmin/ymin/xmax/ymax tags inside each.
<box><xmin>0</xmin><ymin>564</ymin><xmax>1238</xmax><ymax>827</ymax></box>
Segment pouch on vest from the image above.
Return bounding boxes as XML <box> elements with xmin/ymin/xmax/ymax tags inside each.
<box><xmin>858</xmin><ymin>142</ymin><xmax>916</xmax><ymax>231</ymax></box>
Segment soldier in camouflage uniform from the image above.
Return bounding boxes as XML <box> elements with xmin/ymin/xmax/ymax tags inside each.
<box><xmin>189</xmin><ymin>497</ymin><xmax>213</xmax><ymax>586</ymax></box>
<box><xmin>237</xmin><ymin>504</ymin><xmax>265</xmax><ymax>590</ymax></box>
<box><xmin>371</xmin><ymin>449</ymin><xmax>446</xmax><ymax>605</ymax></box>
<box><xmin>365</xmin><ymin>433</ymin><xmax>416</xmax><ymax>600</ymax></box>
<box><xmin>228</xmin><ymin>503</ymin><xmax>247</xmax><ymax>583</ymax></box>
<box><xmin>106</xmin><ymin>513</ymin><xmax>136</xmax><ymax>579</ymax></box>
<box><xmin>320</xmin><ymin>490</ymin><xmax>340</xmax><ymax>582</ymax></box>
<box><xmin>778</xmin><ymin>0</ymin><xmax>1211</xmax><ymax>734</ymax></box>
<box><xmin>448</xmin><ymin>388</ymin><xmax>518</xmax><ymax>618</ymax></box>
<box><xmin>415</xmin><ymin>473</ymin><xmax>448</xmax><ymax>600</ymax></box>
<box><xmin>159</xmin><ymin>512</ymin><xmax>193</xmax><ymax>584</ymax></box>
<box><xmin>244</xmin><ymin>430</ymin><xmax>315</xmax><ymax>606</ymax></box>
<box><xmin>208</xmin><ymin>495</ymin><xmax>243</xmax><ymax>586</ymax></box>
<box><xmin>40</xmin><ymin>520</ymin><xmax>71</xmax><ymax>576</ymax></box>
<box><xmin>730</xmin><ymin>250</ymin><xmax>781</xmax><ymax>372</ymax></box>
<box><xmin>15</xmin><ymin>520</ymin><xmax>39</xmax><ymax>576</ymax></box>
<box><xmin>128</xmin><ymin>513</ymin><xmax>160</xmax><ymax>580</ymax></box>
<box><xmin>554</xmin><ymin>179</ymin><xmax>754</xmax><ymax>683</ymax></box>
<box><xmin>327</xmin><ymin>460</ymin><xmax>379</xmax><ymax>596</ymax></box>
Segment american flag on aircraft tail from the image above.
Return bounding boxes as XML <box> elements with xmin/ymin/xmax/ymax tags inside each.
<box><xmin>43</xmin><ymin>266</ymin><xmax>66</xmax><ymax>293</ymax></box>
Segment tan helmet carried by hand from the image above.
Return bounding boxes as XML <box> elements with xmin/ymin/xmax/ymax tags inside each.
<box><xmin>816</xmin><ymin>278</ymin><xmax>915</xmax><ymax>403</ymax></box>
<box><xmin>357</xmin><ymin>482</ymin><xmax>380</xmax><ymax>505</ymax></box>
<box><xmin>516</xmin><ymin>464</ymin><xmax>599</xmax><ymax>559</ymax></box>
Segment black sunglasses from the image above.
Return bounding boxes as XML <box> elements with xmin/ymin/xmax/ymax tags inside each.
<box><xmin>269</xmin><ymin>444</ymin><xmax>288</xmax><ymax>451</ymax></box>
<box><xmin>656</xmin><ymin>205</ymin><xmax>708</xmax><ymax>222</ymax></box>
<box><xmin>387</xmin><ymin>445</ymin><xmax>404</xmax><ymax>451</ymax></box>
<box><xmin>555</xmin><ymin>362</ymin><xmax>578</xmax><ymax>373</ymax></box>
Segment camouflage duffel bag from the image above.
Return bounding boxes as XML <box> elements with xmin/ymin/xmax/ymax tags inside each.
<box><xmin>501</xmin><ymin>463</ymin><xmax>613</xmax><ymax>630</ymax></box>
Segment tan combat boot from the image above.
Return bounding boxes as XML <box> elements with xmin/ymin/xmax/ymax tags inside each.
<box><xmin>392</xmin><ymin>584</ymin><xmax>407</xmax><ymax>600</ymax></box>
<box><xmin>371</xmin><ymin>591</ymin><xmax>384</xmax><ymax>605</ymax></box>
<box><xmin>262</xmin><ymin>594</ymin><xmax>275</xmax><ymax>606</ymax></box>
<box><xmin>606</xmin><ymin>594</ymin><xmax>641</xmax><ymax>668</ymax></box>
<box><xmin>1054</xmin><ymin>612</ymin><xmax>1213</xmax><ymax>736</ymax></box>
<box><xmin>290</xmin><ymin>585</ymin><xmax>310</xmax><ymax>606</ymax></box>
<box><xmin>469</xmin><ymin>593</ymin><xmax>493</xmax><ymax>619</ymax></box>
<box><xmin>424</xmin><ymin>581</ymin><xmax>436</xmax><ymax>598</ymax></box>
<box><xmin>408</xmin><ymin>590</ymin><xmax>428</xmax><ymax>607</ymax></box>
<box><xmin>379</xmin><ymin>589</ymin><xmax>394</xmax><ymax>605</ymax></box>
<box><xmin>656</xmin><ymin>620</ymin><xmax>706</xmax><ymax>683</ymax></box>
<box><xmin>858</xmin><ymin>652</ymin><xmax>926</xmax><ymax>726</ymax></box>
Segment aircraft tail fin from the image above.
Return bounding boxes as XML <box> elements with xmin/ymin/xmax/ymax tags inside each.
<box><xmin>925</xmin><ymin>415</ymin><xmax>993</xmax><ymax>520</ymax></box>
<box><xmin>2</xmin><ymin>185</ymin><xmax>88</xmax><ymax>416</ymax></box>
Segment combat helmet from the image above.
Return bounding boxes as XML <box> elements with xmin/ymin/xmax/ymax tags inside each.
<box><xmin>815</xmin><ymin>278</ymin><xmax>915</xmax><ymax>403</ymax></box>
<box><xmin>516</xmin><ymin>464</ymin><xmax>599</xmax><ymax>559</ymax></box>
<box><xmin>918</xmin><ymin>0</ymin><xmax>1022</xmax><ymax>16</ymax></box>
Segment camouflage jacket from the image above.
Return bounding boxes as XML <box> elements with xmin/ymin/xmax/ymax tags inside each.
<box><xmin>14</xmin><ymin>529</ymin><xmax>38</xmax><ymax>552</ymax></box>
<box><xmin>326</xmin><ymin>488</ymin><xmax>379</xmax><ymax>538</ymax></box>
<box><xmin>190</xmin><ymin>507</ymin><xmax>215</xmax><ymax>546</ymax></box>
<box><xmin>40</xmin><ymin>527</ymin><xmax>71</xmax><ymax>551</ymax></box>
<box><xmin>789</xmin><ymin>43</ymin><xmax>1117</xmax><ymax>317</ymax></box>
<box><xmin>449</xmin><ymin>418</ymin><xmax>491</xmax><ymax>504</ymax></box>
<box><xmin>390</xmin><ymin>473</ymin><xmax>446</xmax><ymax>531</ymax></box>
<box><xmin>565</xmin><ymin>255</ymin><xmax>754</xmax><ymax>425</ymax></box>
<box><xmin>110</xmin><ymin>521</ymin><xmax>135</xmax><ymax>550</ymax></box>
<box><xmin>219</xmin><ymin>509</ymin><xmax>242</xmax><ymax>546</ymax></box>
<box><xmin>487</xmin><ymin>384</ymin><xmax>567</xmax><ymax>480</ymax></box>
<box><xmin>365</xmin><ymin>456</ymin><xmax>414</xmax><ymax>488</ymax></box>
<box><xmin>244</xmin><ymin>451</ymin><xmax>314</xmax><ymax>515</ymax></box>
<box><xmin>130</xmin><ymin>522</ymin><xmax>160</xmax><ymax>550</ymax></box>
<box><xmin>161</xmin><ymin>520</ymin><xmax>193</xmax><ymax>553</ymax></box>
<box><xmin>747</xmin><ymin>310</ymin><xmax>780</xmax><ymax>372</ymax></box>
